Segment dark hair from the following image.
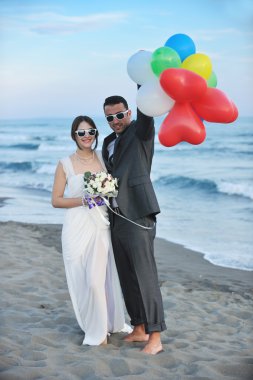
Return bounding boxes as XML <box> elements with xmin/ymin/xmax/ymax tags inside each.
<box><xmin>103</xmin><ymin>95</ymin><xmax>128</xmax><ymax>110</ymax></box>
<box><xmin>71</xmin><ymin>115</ymin><xmax>99</xmax><ymax>150</ymax></box>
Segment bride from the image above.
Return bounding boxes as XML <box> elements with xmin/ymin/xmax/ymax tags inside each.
<box><xmin>52</xmin><ymin>115</ymin><xmax>128</xmax><ymax>345</ymax></box>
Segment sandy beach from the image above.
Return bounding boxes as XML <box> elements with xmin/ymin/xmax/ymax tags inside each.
<box><xmin>0</xmin><ymin>221</ymin><xmax>252</xmax><ymax>380</ymax></box>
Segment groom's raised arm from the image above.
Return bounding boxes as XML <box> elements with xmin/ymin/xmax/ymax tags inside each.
<box><xmin>135</xmin><ymin>108</ymin><xmax>155</xmax><ymax>141</ymax></box>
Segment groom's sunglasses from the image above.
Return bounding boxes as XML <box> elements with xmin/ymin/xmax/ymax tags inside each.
<box><xmin>75</xmin><ymin>129</ymin><xmax>97</xmax><ymax>137</ymax></box>
<box><xmin>105</xmin><ymin>110</ymin><xmax>129</xmax><ymax>123</ymax></box>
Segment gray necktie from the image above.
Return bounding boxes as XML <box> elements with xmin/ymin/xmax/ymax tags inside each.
<box><xmin>109</xmin><ymin>153</ymin><xmax>114</xmax><ymax>167</ymax></box>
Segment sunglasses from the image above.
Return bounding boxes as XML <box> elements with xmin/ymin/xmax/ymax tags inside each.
<box><xmin>105</xmin><ymin>110</ymin><xmax>129</xmax><ymax>123</ymax></box>
<box><xmin>75</xmin><ymin>129</ymin><xmax>97</xmax><ymax>137</ymax></box>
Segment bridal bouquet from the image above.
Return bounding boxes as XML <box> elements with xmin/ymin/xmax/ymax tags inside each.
<box><xmin>83</xmin><ymin>171</ymin><xmax>118</xmax><ymax>209</ymax></box>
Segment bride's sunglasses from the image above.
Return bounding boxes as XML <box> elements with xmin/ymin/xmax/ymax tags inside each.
<box><xmin>75</xmin><ymin>129</ymin><xmax>97</xmax><ymax>137</ymax></box>
<box><xmin>105</xmin><ymin>110</ymin><xmax>129</xmax><ymax>123</ymax></box>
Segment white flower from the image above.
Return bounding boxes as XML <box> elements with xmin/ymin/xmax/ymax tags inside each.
<box><xmin>83</xmin><ymin>170</ymin><xmax>118</xmax><ymax>199</ymax></box>
<box><xmin>100</xmin><ymin>172</ymin><xmax>107</xmax><ymax>180</ymax></box>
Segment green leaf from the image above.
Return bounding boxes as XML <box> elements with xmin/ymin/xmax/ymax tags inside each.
<box><xmin>84</xmin><ymin>171</ymin><xmax>92</xmax><ymax>179</ymax></box>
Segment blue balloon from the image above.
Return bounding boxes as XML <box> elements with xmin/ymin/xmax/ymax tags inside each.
<box><xmin>164</xmin><ymin>33</ymin><xmax>196</xmax><ymax>61</ymax></box>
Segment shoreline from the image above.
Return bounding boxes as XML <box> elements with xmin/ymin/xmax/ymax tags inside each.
<box><xmin>0</xmin><ymin>193</ymin><xmax>252</xmax><ymax>272</ymax></box>
<box><xmin>1</xmin><ymin>217</ymin><xmax>252</xmax><ymax>274</ymax></box>
<box><xmin>22</xmin><ymin>221</ymin><xmax>253</xmax><ymax>281</ymax></box>
<box><xmin>0</xmin><ymin>221</ymin><xmax>252</xmax><ymax>379</ymax></box>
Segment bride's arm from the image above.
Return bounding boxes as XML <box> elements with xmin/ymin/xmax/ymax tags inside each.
<box><xmin>51</xmin><ymin>162</ymin><xmax>83</xmax><ymax>208</ymax></box>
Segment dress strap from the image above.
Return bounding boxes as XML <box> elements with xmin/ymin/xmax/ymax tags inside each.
<box><xmin>60</xmin><ymin>156</ymin><xmax>75</xmax><ymax>179</ymax></box>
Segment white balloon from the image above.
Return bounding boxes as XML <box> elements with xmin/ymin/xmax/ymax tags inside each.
<box><xmin>136</xmin><ymin>78</ymin><xmax>175</xmax><ymax>117</ymax></box>
<box><xmin>127</xmin><ymin>50</ymin><xmax>154</xmax><ymax>85</ymax></box>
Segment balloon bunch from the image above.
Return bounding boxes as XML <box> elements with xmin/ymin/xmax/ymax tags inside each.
<box><xmin>127</xmin><ymin>34</ymin><xmax>238</xmax><ymax>147</ymax></box>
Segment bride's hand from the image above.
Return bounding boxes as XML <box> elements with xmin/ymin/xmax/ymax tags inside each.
<box><xmin>94</xmin><ymin>196</ymin><xmax>103</xmax><ymax>204</ymax></box>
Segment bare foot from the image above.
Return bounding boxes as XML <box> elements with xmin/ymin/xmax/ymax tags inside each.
<box><xmin>123</xmin><ymin>324</ymin><xmax>149</xmax><ymax>342</ymax></box>
<box><xmin>141</xmin><ymin>342</ymin><xmax>163</xmax><ymax>355</ymax></box>
<box><xmin>124</xmin><ymin>332</ymin><xmax>149</xmax><ymax>342</ymax></box>
<box><xmin>141</xmin><ymin>331</ymin><xmax>163</xmax><ymax>355</ymax></box>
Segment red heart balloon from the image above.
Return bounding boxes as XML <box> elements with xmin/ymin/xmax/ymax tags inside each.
<box><xmin>158</xmin><ymin>102</ymin><xmax>206</xmax><ymax>147</ymax></box>
<box><xmin>160</xmin><ymin>68</ymin><xmax>207</xmax><ymax>103</ymax></box>
<box><xmin>230</xmin><ymin>101</ymin><xmax>239</xmax><ymax>122</ymax></box>
<box><xmin>192</xmin><ymin>88</ymin><xmax>238</xmax><ymax>123</ymax></box>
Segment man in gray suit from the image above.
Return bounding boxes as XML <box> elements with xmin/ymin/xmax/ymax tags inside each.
<box><xmin>102</xmin><ymin>95</ymin><xmax>166</xmax><ymax>355</ymax></box>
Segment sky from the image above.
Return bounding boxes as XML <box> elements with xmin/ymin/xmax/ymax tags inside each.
<box><xmin>1</xmin><ymin>0</ymin><xmax>253</xmax><ymax>119</ymax></box>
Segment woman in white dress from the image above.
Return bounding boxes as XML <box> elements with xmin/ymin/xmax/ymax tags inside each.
<box><xmin>52</xmin><ymin>115</ymin><xmax>126</xmax><ymax>345</ymax></box>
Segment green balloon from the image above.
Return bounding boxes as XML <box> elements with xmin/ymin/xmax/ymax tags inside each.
<box><xmin>151</xmin><ymin>46</ymin><xmax>181</xmax><ymax>77</ymax></box>
<box><xmin>207</xmin><ymin>71</ymin><xmax>217</xmax><ymax>88</ymax></box>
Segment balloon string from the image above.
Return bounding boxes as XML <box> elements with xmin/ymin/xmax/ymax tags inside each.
<box><xmin>102</xmin><ymin>197</ymin><xmax>155</xmax><ymax>230</ymax></box>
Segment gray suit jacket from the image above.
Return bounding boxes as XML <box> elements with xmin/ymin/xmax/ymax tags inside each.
<box><xmin>102</xmin><ymin>109</ymin><xmax>160</xmax><ymax>220</ymax></box>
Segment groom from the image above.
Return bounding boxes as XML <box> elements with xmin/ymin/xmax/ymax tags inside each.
<box><xmin>102</xmin><ymin>94</ymin><xmax>166</xmax><ymax>355</ymax></box>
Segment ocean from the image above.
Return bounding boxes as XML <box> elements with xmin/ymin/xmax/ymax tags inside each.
<box><xmin>0</xmin><ymin>116</ymin><xmax>252</xmax><ymax>271</ymax></box>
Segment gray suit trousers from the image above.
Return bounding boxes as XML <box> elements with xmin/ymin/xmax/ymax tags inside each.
<box><xmin>111</xmin><ymin>213</ymin><xmax>166</xmax><ymax>333</ymax></box>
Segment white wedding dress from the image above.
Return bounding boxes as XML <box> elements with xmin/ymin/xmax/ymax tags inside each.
<box><xmin>60</xmin><ymin>152</ymin><xmax>126</xmax><ymax>345</ymax></box>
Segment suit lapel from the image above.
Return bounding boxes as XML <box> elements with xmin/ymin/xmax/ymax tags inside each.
<box><xmin>103</xmin><ymin>132</ymin><xmax>117</xmax><ymax>172</ymax></box>
<box><xmin>113</xmin><ymin>122</ymin><xmax>133</xmax><ymax>163</ymax></box>
<box><xmin>104</xmin><ymin>122</ymin><xmax>134</xmax><ymax>167</ymax></box>
<box><xmin>113</xmin><ymin>134</ymin><xmax>121</xmax><ymax>154</ymax></box>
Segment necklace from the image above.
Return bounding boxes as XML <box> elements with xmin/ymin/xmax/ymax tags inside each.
<box><xmin>75</xmin><ymin>151</ymin><xmax>94</xmax><ymax>163</ymax></box>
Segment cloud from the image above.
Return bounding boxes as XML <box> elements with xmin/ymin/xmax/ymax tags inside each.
<box><xmin>89</xmin><ymin>51</ymin><xmax>130</xmax><ymax>60</ymax></box>
<box><xmin>2</xmin><ymin>11</ymin><xmax>129</xmax><ymax>35</ymax></box>
<box><xmin>31</xmin><ymin>12</ymin><xmax>128</xmax><ymax>35</ymax></box>
<box><xmin>192</xmin><ymin>28</ymin><xmax>250</xmax><ymax>42</ymax></box>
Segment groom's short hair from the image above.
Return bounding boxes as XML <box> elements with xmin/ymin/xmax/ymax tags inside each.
<box><xmin>103</xmin><ymin>96</ymin><xmax>128</xmax><ymax>110</ymax></box>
